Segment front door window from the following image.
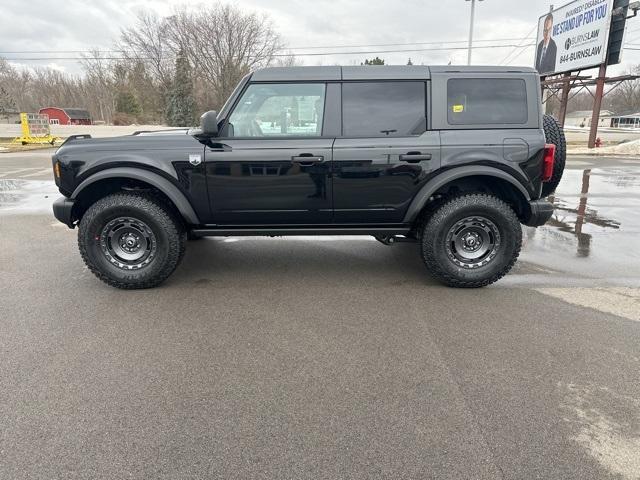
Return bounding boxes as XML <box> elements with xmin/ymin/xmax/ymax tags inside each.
<box><xmin>227</xmin><ymin>83</ymin><xmax>326</xmax><ymax>138</ymax></box>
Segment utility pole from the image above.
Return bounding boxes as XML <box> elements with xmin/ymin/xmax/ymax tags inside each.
<box><xmin>466</xmin><ymin>0</ymin><xmax>484</xmax><ymax>65</ymax></box>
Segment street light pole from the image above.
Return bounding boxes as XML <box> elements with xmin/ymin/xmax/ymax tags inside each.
<box><xmin>466</xmin><ymin>0</ymin><xmax>484</xmax><ymax>65</ymax></box>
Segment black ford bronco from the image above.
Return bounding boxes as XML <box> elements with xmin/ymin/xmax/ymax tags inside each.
<box><xmin>52</xmin><ymin>65</ymin><xmax>565</xmax><ymax>289</ymax></box>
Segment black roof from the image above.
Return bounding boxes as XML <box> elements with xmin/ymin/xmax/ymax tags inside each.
<box><xmin>62</xmin><ymin>108</ymin><xmax>91</xmax><ymax>119</ymax></box>
<box><xmin>250</xmin><ymin>65</ymin><xmax>537</xmax><ymax>82</ymax></box>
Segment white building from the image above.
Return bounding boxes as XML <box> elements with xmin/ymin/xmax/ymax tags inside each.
<box><xmin>564</xmin><ymin>110</ymin><xmax>614</xmax><ymax>128</ymax></box>
<box><xmin>565</xmin><ymin>110</ymin><xmax>640</xmax><ymax>129</ymax></box>
<box><xmin>608</xmin><ymin>113</ymin><xmax>640</xmax><ymax>128</ymax></box>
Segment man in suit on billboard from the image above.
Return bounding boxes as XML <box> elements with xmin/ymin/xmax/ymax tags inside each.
<box><xmin>536</xmin><ymin>13</ymin><xmax>557</xmax><ymax>75</ymax></box>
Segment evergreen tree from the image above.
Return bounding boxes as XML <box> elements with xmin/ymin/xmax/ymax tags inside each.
<box><xmin>166</xmin><ymin>49</ymin><xmax>196</xmax><ymax>127</ymax></box>
<box><xmin>115</xmin><ymin>91</ymin><xmax>141</xmax><ymax>117</ymax></box>
<box><xmin>407</xmin><ymin>58</ymin><xmax>413</xmax><ymax>65</ymax></box>
<box><xmin>362</xmin><ymin>57</ymin><xmax>385</xmax><ymax>65</ymax></box>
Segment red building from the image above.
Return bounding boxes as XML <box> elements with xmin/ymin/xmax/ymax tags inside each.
<box><xmin>38</xmin><ymin>107</ymin><xmax>92</xmax><ymax>126</ymax></box>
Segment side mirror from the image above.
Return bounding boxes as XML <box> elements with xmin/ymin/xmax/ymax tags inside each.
<box><xmin>190</xmin><ymin>110</ymin><xmax>218</xmax><ymax>142</ymax></box>
<box><xmin>200</xmin><ymin>110</ymin><xmax>218</xmax><ymax>136</ymax></box>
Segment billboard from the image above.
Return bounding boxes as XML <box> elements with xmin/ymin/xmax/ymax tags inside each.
<box><xmin>535</xmin><ymin>0</ymin><xmax>614</xmax><ymax>75</ymax></box>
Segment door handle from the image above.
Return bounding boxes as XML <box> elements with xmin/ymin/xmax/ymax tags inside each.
<box><xmin>399</xmin><ymin>152</ymin><xmax>432</xmax><ymax>163</ymax></box>
<box><xmin>292</xmin><ymin>155</ymin><xmax>324</xmax><ymax>165</ymax></box>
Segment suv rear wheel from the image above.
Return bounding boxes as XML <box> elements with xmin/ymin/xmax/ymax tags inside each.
<box><xmin>420</xmin><ymin>193</ymin><xmax>522</xmax><ymax>288</ymax></box>
<box><xmin>78</xmin><ymin>192</ymin><xmax>186</xmax><ymax>289</ymax></box>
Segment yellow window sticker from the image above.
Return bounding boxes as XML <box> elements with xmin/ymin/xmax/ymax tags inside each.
<box><xmin>452</xmin><ymin>104</ymin><xmax>464</xmax><ymax>113</ymax></box>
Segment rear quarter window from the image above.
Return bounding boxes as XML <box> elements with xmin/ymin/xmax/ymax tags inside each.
<box><xmin>447</xmin><ymin>78</ymin><xmax>527</xmax><ymax>125</ymax></box>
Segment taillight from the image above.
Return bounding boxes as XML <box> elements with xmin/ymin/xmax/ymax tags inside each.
<box><xmin>542</xmin><ymin>144</ymin><xmax>555</xmax><ymax>182</ymax></box>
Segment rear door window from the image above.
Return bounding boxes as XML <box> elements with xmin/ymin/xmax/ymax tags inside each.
<box><xmin>342</xmin><ymin>82</ymin><xmax>426</xmax><ymax>137</ymax></box>
<box><xmin>447</xmin><ymin>78</ymin><xmax>527</xmax><ymax>125</ymax></box>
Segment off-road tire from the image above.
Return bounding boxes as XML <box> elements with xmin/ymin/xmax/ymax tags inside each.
<box><xmin>78</xmin><ymin>192</ymin><xmax>186</xmax><ymax>289</ymax></box>
<box><xmin>420</xmin><ymin>193</ymin><xmax>522</xmax><ymax>288</ymax></box>
<box><xmin>542</xmin><ymin>114</ymin><xmax>566</xmax><ymax>197</ymax></box>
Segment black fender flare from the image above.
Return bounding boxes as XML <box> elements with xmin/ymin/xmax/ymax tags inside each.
<box><xmin>403</xmin><ymin>165</ymin><xmax>532</xmax><ymax>223</ymax></box>
<box><xmin>71</xmin><ymin>167</ymin><xmax>200</xmax><ymax>225</ymax></box>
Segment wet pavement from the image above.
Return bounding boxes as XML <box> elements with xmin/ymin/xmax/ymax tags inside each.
<box><xmin>1</xmin><ymin>150</ymin><xmax>640</xmax><ymax>479</ymax></box>
<box><xmin>517</xmin><ymin>161</ymin><xmax>640</xmax><ymax>286</ymax></box>
<box><xmin>0</xmin><ymin>179</ymin><xmax>59</xmax><ymax>214</ymax></box>
<box><xmin>2</xmin><ymin>151</ymin><xmax>640</xmax><ymax>287</ymax></box>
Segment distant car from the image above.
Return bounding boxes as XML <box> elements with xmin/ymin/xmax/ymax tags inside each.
<box><xmin>51</xmin><ymin>65</ymin><xmax>565</xmax><ymax>289</ymax></box>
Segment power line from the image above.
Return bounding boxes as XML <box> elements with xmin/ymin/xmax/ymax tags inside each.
<box><xmin>1</xmin><ymin>50</ymin><xmax>128</xmax><ymax>54</ymax></box>
<box><xmin>499</xmin><ymin>25</ymin><xmax>538</xmax><ymax>65</ymax></box>
<box><xmin>504</xmin><ymin>45</ymin><xmax>535</xmax><ymax>65</ymax></box>
<box><xmin>279</xmin><ymin>37</ymin><xmax>536</xmax><ymax>50</ymax></box>
<box><xmin>3</xmin><ymin>43</ymin><xmax>537</xmax><ymax>62</ymax></box>
<box><xmin>0</xmin><ymin>37</ymin><xmax>535</xmax><ymax>55</ymax></box>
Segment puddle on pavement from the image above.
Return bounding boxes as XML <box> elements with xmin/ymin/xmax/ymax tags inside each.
<box><xmin>0</xmin><ymin>179</ymin><xmax>58</xmax><ymax>214</ymax></box>
<box><xmin>521</xmin><ymin>166</ymin><xmax>640</xmax><ymax>279</ymax></box>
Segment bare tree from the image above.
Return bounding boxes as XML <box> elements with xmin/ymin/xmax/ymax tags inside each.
<box><xmin>118</xmin><ymin>12</ymin><xmax>175</xmax><ymax>92</ymax></box>
<box><xmin>114</xmin><ymin>4</ymin><xmax>283</xmax><ymax>116</ymax></box>
<box><xmin>274</xmin><ymin>52</ymin><xmax>303</xmax><ymax>67</ymax></box>
<box><xmin>567</xmin><ymin>91</ymin><xmax>594</xmax><ymax>113</ymax></box>
<box><xmin>604</xmin><ymin>66</ymin><xmax>640</xmax><ymax>114</ymax></box>
<box><xmin>1</xmin><ymin>2</ymin><xmax>287</xmax><ymax>125</ymax></box>
<box><xmin>562</xmin><ymin>67</ymin><xmax>640</xmax><ymax>116</ymax></box>
<box><xmin>1</xmin><ymin>58</ymin><xmax>93</xmax><ymax>117</ymax></box>
<box><xmin>80</xmin><ymin>50</ymin><xmax>118</xmax><ymax>122</ymax></box>
<box><xmin>0</xmin><ymin>59</ymin><xmax>31</xmax><ymax>112</ymax></box>
<box><xmin>165</xmin><ymin>4</ymin><xmax>282</xmax><ymax>108</ymax></box>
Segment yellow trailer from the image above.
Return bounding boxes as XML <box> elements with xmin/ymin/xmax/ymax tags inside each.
<box><xmin>12</xmin><ymin>113</ymin><xmax>59</xmax><ymax>145</ymax></box>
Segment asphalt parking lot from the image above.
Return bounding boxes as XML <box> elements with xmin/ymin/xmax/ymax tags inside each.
<box><xmin>1</xmin><ymin>150</ymin><xmax>640</xmax><ymax>479</ymax></box>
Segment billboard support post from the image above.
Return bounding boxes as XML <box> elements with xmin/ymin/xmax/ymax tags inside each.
<box><xmin>588</xmin><ymin>63</ymin><xmax>608</xmax><ymax>148</ymax></box>
<box><xmin>558</xmin><ymin>72</ymin><xmax>572</xmax><ymax>126</ymax></box>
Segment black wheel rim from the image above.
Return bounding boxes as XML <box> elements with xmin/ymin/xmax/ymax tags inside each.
<box><xmin>445</xmin><ymin>216</ymin><xmax>501</xmax><ymax>269</ymax></box>
<box><xmin>100</xmin><ymin>217</ymin><xmax>156</xmax><ymax>270</ymax></box>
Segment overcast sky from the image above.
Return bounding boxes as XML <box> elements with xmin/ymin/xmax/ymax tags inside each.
<box><xmin>1</xmin><ymin>0</ymin><xmax>639</xmax><ymax>76</ymax></box>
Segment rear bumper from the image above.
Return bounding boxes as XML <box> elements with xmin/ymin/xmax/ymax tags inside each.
<box><xmin>53</xmin><ymin>197</ymin><xmax>76</xmax><ymax>228</ymax></box>
<box><xmin>523</xmin><ymin>199</ymin><xmax>554</xmax><ymax>227</ymax></box>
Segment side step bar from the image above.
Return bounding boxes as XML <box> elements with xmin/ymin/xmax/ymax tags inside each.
<box><xmin>190</xmin><ymin>227</ymin><xmax>411</xmax><ymax>237</ymax></box>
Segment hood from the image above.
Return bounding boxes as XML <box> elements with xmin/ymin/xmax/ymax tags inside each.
<box><xmin>56</xmin><ymin>129</ymin><xmax>193</xmax><ymax>155</ymax></box>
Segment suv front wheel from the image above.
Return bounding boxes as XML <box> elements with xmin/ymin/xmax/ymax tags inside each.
<box><xmin>78</xmin><ymin>192</ymin><xmax>186</xmax><ymax>289</ymax></box>
<box><xmin>420</xmin><ymin>194</ymin><xmax>522</xmax><ymax>288</ymax></box>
